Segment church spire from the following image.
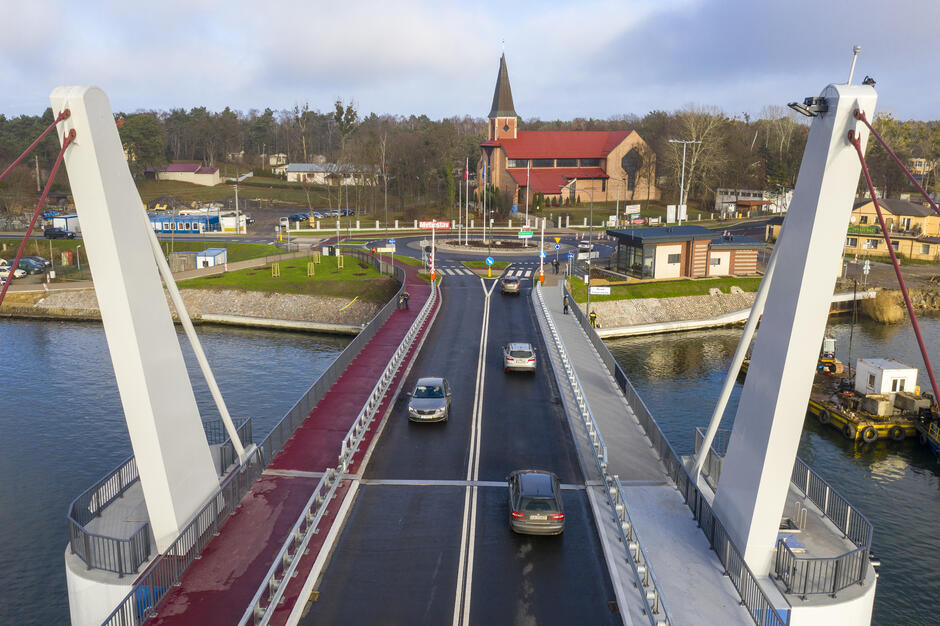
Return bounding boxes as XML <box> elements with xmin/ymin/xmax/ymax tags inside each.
<box><xmin>488</xmin><ymin>53</ymin><xmax>517</xmax><ymax>119</ymax></box>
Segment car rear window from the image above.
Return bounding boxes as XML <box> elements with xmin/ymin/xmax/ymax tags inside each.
<box><xmin>509</xmin><ymin>350</ymin><xmax>532</xmax><ymax>358</ymax></box>
<box><xmin>504</xmin><ymin>278</ymin><xmax>518</xmax><ymax>283</ymax></box>
<box><xmin>521</xmin><ymin>497</ymin><xmax>556</xmax><ymax>512</ymax></box>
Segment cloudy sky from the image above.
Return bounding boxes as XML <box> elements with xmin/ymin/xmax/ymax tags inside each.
<box><xmin>2</xmin><ymin>0</ymin><xmax>936</xmax><ymax>121</ymax></box>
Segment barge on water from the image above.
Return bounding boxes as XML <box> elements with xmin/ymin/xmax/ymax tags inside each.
<box><xmin>806</xmin><ymin>358</ymin><xmax>931</xmax><ymax>442</ymax></box>
<box><xmin>916</xmin><ymin>418</ymin><xmax>940</xmax><ymax>458</ymax></box>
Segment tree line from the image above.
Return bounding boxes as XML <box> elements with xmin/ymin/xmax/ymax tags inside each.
<box><xmin>1</xmin><ymin>101</ymin><xmax>937</xmax><ymax>215</ymax></box>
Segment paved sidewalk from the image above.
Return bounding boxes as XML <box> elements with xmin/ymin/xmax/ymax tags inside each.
<box><xmin>538</xmin><ymin>282</ymin><xmax>753</xmax><ymax>626</ymax></box>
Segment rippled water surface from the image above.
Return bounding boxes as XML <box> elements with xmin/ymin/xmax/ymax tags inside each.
<box><xmin>606</xmin><ymin>316</ymin><xmax>940</xmax><ymax>625</ymax></box>
<box><xmin>0</xmin><ymin>319</ymin><xmax>347</xmax><ymax>625</ymax></box>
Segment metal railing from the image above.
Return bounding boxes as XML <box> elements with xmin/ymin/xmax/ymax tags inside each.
<box><xmin>534</xmin><ymin>284</ymin><xmax>669</xmax><ymax>626</ymax></box>
<box><xmin>695</xmin><ymin>429</ymin><xmax>873</xmax><ymax>597</ymax></box>
<box><xmin>94</xmin><ymin>250</ymin><xmax>407</xmax><ymax>622</ymax></box>
<box><xmin>241</xmin><ymin>276</ymin><xmax>440</xmax><ymax>625</ymax></box>
<box><xmin>67</xmin><ymin>417</ymin><xmax>252</xmax><ymax>577</ymax></box>
<box><xmin>562</xmin><ymin>284</ymin><xmax>790</xmax><ymax>626</ymax></box>
<box><xmin>102</xmin><ymin>449</ymin><xmax>265</xmax><ymax>626</ymax></box>
<box><xmin>255</xmin><ymin>250</ymin><xmax>405</xmax><ymax>465</ymax></box>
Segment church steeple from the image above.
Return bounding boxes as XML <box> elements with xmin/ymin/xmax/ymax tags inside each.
<box><xmin>488</xmin><ymin>53</ymin><xmax>518</xmax><ymax>140</ymax></box>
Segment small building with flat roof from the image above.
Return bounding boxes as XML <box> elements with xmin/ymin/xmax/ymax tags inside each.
<box><xmin>608</xmin><ymin>225</ymin><xmax>762</xmax><ymax>279</ymax></box>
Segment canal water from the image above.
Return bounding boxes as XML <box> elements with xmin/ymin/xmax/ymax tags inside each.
<box><xmin>606</xmin><ymin>316</ymin><xmax>940</xmax><ymax>625</ymax></box>
<box><xmin>0</xmin><ymin>319</ymin><xmax>348</xmax><ymax>626</ymax></box>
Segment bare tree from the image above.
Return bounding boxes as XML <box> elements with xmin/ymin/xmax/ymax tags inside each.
<box><xmin>668</xmin><ymin>105</ymin><xmax>728</xmax><ymax>207</ymax></box>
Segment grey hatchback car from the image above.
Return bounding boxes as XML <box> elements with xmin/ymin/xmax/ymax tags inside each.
<box><xmin>407</xmin><ymin>377</ymin><xmax>452</xmax><ymax>422</ymax></box>
<box><xmin>508</xmin><ymin>470</ymin><xmax>565</xmax><ymax>535</ymax></box>
<box><xmin>503</xmin><ymin>342</ymin><xmax>536</xmax><ymax>373</ymax></box>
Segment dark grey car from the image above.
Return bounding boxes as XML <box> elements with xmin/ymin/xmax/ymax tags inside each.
<box><xmin>407</xmin><ymin>377</ymin><xmax>452</xmax><ymax>422</ymax></box>
<box><xmin>508</xmin><ymin>470</ymin><xmax>565</xmax><ymax>535</ymax></box>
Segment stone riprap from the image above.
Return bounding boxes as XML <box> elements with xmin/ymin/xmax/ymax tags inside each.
<box><xmin>1</xmin><ymin>288</ymin><xmax>379</xmax><ymax>329</ymax></box>
<box><xmin>582</xmin><ymin>291</ymin><xmax>756</xmax><ymax>329</ymax></box>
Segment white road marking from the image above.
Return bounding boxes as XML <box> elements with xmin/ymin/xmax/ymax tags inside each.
<box><xmin>452</xmin><ymin>277</ymin><xmax>494</xmax><ymax>626</ymax></box>
<box><xmin>524</xmin><ymin>271</ymin><xmax>532</xmax><ymax>278</ymax></box>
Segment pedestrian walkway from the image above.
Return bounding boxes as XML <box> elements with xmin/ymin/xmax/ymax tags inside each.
<box><xmin>537</xmin><ymin>282</ymin><xmax>753</xmax><ymax>626</ymax></box>
<box><xmin>149</xmin><ymin>258</ymin><xmax>439</xmax><ymax>626</ymax></box>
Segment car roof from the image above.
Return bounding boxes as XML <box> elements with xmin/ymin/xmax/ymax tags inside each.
<box><xmin>513</xmin><ymin>470</ymin><xmax>557</xmax><ymax>497</ymax></box>
<box><xmin>416</xmin><ymin>377</ymin><xmax>445</xmax><ymax>386</ymax></box>
<box><xmin>507</xmin><ymin>342</ymin><xmax>533</xmax><ymax>351</ymax></box>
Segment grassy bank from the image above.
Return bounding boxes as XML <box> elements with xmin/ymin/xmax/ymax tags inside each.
<box><xmin>462</xmin><ymin>260</ymin><xmax>510</xmax><ymax>270</ymax></box>
<box><xmin>568</xmin><ymin>275</ymin><xmax>762</xmax><ymax>302</ymax></box>
<box><xmin>177</xmin><ymin>255</ymin><xmax>398</xmax><ymax>304</ymax></box>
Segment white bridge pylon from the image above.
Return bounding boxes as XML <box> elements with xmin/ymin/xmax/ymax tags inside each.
<box><xmin>711</xmin><ymin>83</ymin><xmax>877</xmax><ymax>576</ymax></box>
<box><xmin>51</xmin><ymin>86</ymin><xmax>227</xmax><ymax>552</ymax></box>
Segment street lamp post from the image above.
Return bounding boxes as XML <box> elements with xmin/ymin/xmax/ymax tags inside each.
<box><xmin>668</xmin><ymin>138</ymin><xmax>701</xmax><ymax>226</ymax></box>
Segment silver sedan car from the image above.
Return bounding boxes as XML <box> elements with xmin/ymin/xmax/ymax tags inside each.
<box><xmin>407</xmin><ymin>377</ymin><xmax>452</xmax><ymax>422</ymax></box>
<box><xmin>508</xmin><ymin>470</ymin><xmax>565</xmax><ymax>535</ymax></box>
<box><xmin>503</xmin><ymin>343</ymin><xmax>536</xmax><ymax>373</ymax></box>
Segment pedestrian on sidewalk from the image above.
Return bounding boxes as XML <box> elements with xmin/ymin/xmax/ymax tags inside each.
<box><xmin>552</xmin><ymin>259</ymin><xmax>559</xmax><ymax>274</ymax></box>
<box><xmin>589</xmin><ymin>310</ymin><xmax>597</xmax><ymax>328</ymax></box>
<box><xmin>563</xmin><ymin>294</ymin><xmax>569</xmax><ymax>315</ymax></box>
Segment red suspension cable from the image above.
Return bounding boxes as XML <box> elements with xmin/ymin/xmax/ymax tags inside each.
<box><xmin>848</xmin><ymin>129</ymin><xmax>940</xmax><ymax>404</ymax></box>
<box><xmin>853</xmin><ymin>109</ymin><xmax>940</xmax><ymax>218</ymax></box>
<box><xmin>0</xmin><ymin>129</ymin><xmax>76</xmax><ymax>307</ymax></box>
<box><xmin>0</xmin><ymin>109</ymin><xmax>70</xmax><ymax>184</ymax></box>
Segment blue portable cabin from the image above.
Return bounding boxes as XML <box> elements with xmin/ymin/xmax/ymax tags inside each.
<box><xmin>148</xmin><ymin>213</ymin><xmax>220</xmax><ymax>234</ymax></box>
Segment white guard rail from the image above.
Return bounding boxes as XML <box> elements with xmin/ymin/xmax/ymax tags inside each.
<box><xmin>240</xmin><ymin>278</ymin><xmax>439</xmax><ymax>626</ymax></box>
<box><xmin>534</xmin><ymin>284</ymin><xmax>671</xmax><ymax>626</ymax></box>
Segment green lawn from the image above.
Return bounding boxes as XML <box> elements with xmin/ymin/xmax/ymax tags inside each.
<box><xmin>462</xmin><ymin>260</ymin><xmax>510</xmax><ymax>269</ymax></box>
<box><xmin>158</xmin><ymin>241</ymin><xmax>282</xmax><ymax>262</ymax></box>
<box><xmin>568</xmin><ymin>275</ymin><xmax>763</xmax><ymax>302</ymax></box>
<box><xmin>393</xmin><ymin>255</ymin><xmax>425</xmax><ymax>267</ymax></box>
<box><xmin>177</xmin><ymin>255</ymin><xmax>399</xmax><ymax>303</ymax></box>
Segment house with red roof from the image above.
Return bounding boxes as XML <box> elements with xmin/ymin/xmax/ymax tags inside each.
<box><xmin>479</xmin><ymin>54</ymin><xmax>659</xmax><ymax>208</ymax></box>
<box><xmin>156</xmin><ymin>163</ymin><xmax>221</xmax><ymax>187</ymax></box>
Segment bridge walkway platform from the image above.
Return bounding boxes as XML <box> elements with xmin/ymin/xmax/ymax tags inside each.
<box><xmin>147</xmin><ymin>258</ymin><xmax>437</xmax><ymax>626</ymax></box>
<box><xmin>538</xmin><ymin>280</ymin><xmax>753</xmax><ymax>626</ymax></box>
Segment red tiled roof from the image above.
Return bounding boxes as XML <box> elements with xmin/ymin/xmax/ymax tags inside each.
<box><xmin>507</xmin><ymin>167</ymin><xmax>608</xmax><ymax>194</ymax></box>
<box><xmin>494</xmin><ymin>130</ymin><xmax>631</xmax><ymax>159</ymax></box>
<box><xmin>163</xmin><ymin>163</ymin><xmax>201</xmax><ymax>173</ymax></box>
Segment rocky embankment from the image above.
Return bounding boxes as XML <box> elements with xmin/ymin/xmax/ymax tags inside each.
<box><xmin>586</xmin><ymin>291</ymin><xmax>756</xmax><ymax>329</ymax></box>
<box><xmin>0</xmin><ymin>288</ymin><xmax>381</xmax><ymax>331</ymax></box>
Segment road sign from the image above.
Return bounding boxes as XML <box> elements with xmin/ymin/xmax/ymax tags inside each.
<box><xmin>388</xmin><ymin>238</ymin><xmax>395</xmax><ymax>244</ymax></box>
<box><xmin>863</xmin><ymin>259</ymin><xmax>870</xmax><ymax>275</ymax></box>
<box><xmin>511</xmin><ymin>204</ymin><xmax>519</xmax><ymax>213</ymax></box>
<box><xmin>418</xmin><ymin>220</ymin><xmax>451</xmax><ymax>229</ymax></box>
<box><xmin>539</xmin><ymin>251</ymin><xmax>545</xmax><ymax>259</ymax></box>
<box><xmin>553</xmin><ymin>237</ymin><xmax>561</xmax><ymax>243</ymax></box>
<box><xmin>485</xmin><ymin>257</ymin><xmax>494</xmax><ymax>266</ymax></box>
<box><xmin>589</xmin><ymin>286</ymin><xmax>611</xmax><ymax>295</ymax></box>
<box><xmin>567</xmin><ymin>252</ymin><xmax>574</xmax><ymax>260</ymax></box>
<box><xmin>554</xmin><ymin>243</ymin><xmax>560</xmax><ymax>250</ymax></box>
<box><xmin>518</xmin><ymin>231</ymin><xmax>533</xmax><ymax>238</ymax></box>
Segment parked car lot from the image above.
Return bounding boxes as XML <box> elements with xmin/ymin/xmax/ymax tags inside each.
<box><xmin>13</xmin><ymin>258</ymin><xmax>44</xmax><ymax>274</ymax></box>
<box><xmin>407</xmin><ymin>377</ymin><xmax>452</xmax><ymax>422</ymax></box>
<box><xmin>500</xmin><ymin>276</ymin><xmax>520</xmax><ymax>294</ymax></box>
<box><xmin>507</xmin><ymin>470</ymin><xmax>565</xmax><ymax>535</ymax></box>
<box><xmin>503</xmin><ymin>343</ymin><xmax>536</xmax><ymax>373</ymax></box>
<box><xmin>0</xmin><ymin>266</ymin><xmax>27</xmax><ymax>279</ymax></box>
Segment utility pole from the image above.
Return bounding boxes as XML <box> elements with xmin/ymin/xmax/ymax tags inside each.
<box><xmin>234</xmin><ymin>172</ymin><xmax>240</xmax><ymax>235</ymax></box>
<box><xmin>668</xmin><ymin>138</ymin><xmax>701</xmax><ymax>225</ymax></box>
<box><xmin>524</xmin><ymin>160</ymin><xmax>530</xmax><ymax>247</ymax></box>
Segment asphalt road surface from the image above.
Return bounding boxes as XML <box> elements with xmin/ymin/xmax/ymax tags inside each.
<box><xmin>302</xmin><ymin>253</ymin><xmax>619</xmax><ymax>625</ymax></box>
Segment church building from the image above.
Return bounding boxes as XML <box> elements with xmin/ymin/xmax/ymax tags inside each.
<box><xmin>479</xmin><ymin>54</ymin><xmax>659</xmax><ymax>207</ymax></box>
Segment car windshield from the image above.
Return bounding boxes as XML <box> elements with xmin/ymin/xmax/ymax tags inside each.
<box><xmin>521</xmin><ymin>497</ymin><xmax>555</xmax><ymax>512</ymax></box>
<box><xmin>509</xmin><ymin>350</ymin><xmax>532</xmax><ymax>358</ymax></box>
<box><xmin>414</xmin><ymin>384</ymin><xmax>444</xmax><ymax>398</ymax></box>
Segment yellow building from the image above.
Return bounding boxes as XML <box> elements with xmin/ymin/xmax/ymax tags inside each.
<box><xmin>845</xmin><ymin>198</ymin><xmax>940</xmax><ymax>260</ymax></box>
